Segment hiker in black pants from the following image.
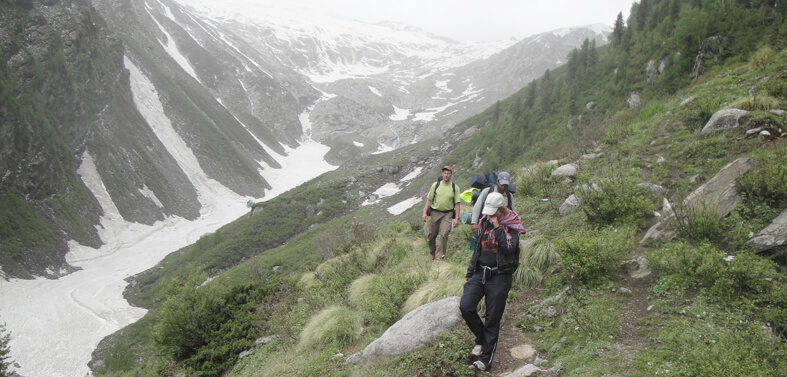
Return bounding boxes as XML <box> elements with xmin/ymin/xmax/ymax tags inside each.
<box><xmin>460</xmin><ymin>192</ymin><xmax>525</xmax><ymax>372</ymax></box>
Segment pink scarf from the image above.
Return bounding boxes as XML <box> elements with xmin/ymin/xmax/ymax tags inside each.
<box><xmin>482</xmin><ymin>209</ymin><xmax>526</xmax><ymax>245</ymax></box>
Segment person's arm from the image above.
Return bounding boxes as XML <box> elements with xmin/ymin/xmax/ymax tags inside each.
<box><xmin>493</xmin><ymin>225</ymin><xmax>520</xmax><ymax>257</ymax></box>
<box><xmin>422</xmin><ymin>183</ymin><xmax>435</xmax><ymax>222</ymax></box>
<box><xmin>471</xmin><ymin>188</ymin><xmax>488</xmax><ymax>231</ymax></box>
<box><xmin>452</xmin><ymin>200</ymin><xmax>461</xmax><ymax>228</ymax></box>
<box><xmin>422</xmin><ymin>198</ymin><xmax>432</xmax><ymax>222</ymax></box>
<box><xmin>452</xmin><ymin>185</ymin><xmax>461</xmax><ymax>228</ymax></box>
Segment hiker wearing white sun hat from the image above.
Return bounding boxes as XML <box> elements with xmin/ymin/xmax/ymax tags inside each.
<box><xmin>460</xmin><ymin>191</ymin><xmax>526</xmax><ymax>371</ymax></box>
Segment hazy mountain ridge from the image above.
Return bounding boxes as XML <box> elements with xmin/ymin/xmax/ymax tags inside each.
<box><xmin>0</xmin><ymin>0</ymin><xmax>609</xmax><ymax>279</ymax></box>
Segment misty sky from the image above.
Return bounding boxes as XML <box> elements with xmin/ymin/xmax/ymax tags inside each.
<box><xmin>179</xmin><ymin>0</ymin><xmax>634</xmax><ymax>42</ymax></box>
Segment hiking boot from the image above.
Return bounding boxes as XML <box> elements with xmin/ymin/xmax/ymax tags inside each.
<box><xmin>471</xmin><ymin>360</ymin><xmax>488</xmax><ymax>371</ymax></box>
<box><xmin>471</xmin><ymin>344</ymin><xmax>482</xmax><ymax>357</ymax></box>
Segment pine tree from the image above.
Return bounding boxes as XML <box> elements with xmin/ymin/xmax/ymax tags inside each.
<box><xmin>612</xmin><ymin>12</ymin><xmax>626</xmax><ymax>46</ymax></box>
<box><xmin>637</xmin><ymin>0</ymin><xmax>650</xmax><ymax>31</ymax></box>
<box><xmin>0</xmin><ymin>322</ymin><xmax>12</xmax><ymax>377</ymax></box>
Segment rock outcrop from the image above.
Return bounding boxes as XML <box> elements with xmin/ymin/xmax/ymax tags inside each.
<box><xmin>747</xmin><ymin>208</ymin><xmax>787</xmax><ymax>252</ymax></box>
<box><xmin>358</xmin><ymin>296</ymin><xmax>462</xmax><ymax>365</ymax></box>
<box><xmin>701</xmin><ymin>108</ymin><xmax>749</xmax><ymax>133</ymax></box>
<box><xmin>641</xmin><ymin>157</ymin><xmax>754</xmax><ymax>244</ymax></box>
<box><xmin>551</xmin><ymin>163</ymin><xmax>578</xmax><ymax>179</ymax></box>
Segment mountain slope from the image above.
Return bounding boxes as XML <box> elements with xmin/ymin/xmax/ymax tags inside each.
<box><xmin>88</xmin><ymin>1</ymin><xmax>787</xmax><ymax>376</ymax></box>
<box><xmin>0</xmin><ymin>0</ymin><xmax>613</xmax><ymax>279</ymax></box>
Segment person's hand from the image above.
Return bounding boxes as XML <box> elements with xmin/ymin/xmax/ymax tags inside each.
<box><xmin>453</xmin><ymin>218</ymin><xmax>459</xmax><ymax>228</ymax></box>
<box><xmin>471</xmin><ymin>223</ymin><xmax>479</xmax><ymax>232</ymax></box>
<box><xmin>422</xmin><ymin>213</ymin><xmax>428</xmax><ymax>222</ymax></box>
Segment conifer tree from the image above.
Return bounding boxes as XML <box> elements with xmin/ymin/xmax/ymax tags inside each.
<box><xmin>0</xmin><ymin>322</ymin><xmax>12</xmax><ymax>377</ymax></box>
<box><xmin>612</xmin><ymin>12</ymin><xmax>626</xmax><ymax>46</ymax></box>
<box><xmin>637</xmin><ymin>0</ymin><xmax>650</xmax><ymax>31</ymax></box>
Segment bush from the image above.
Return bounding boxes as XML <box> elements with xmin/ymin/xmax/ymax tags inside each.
<box><xmin>647</xmin><ymin>242</ymin><xmax>726</xmax><ymax>292</ymax></box>
<box><xmin>577</xmin><ymin>173</ymin><xmax>657</xmax><ymax>228</ymax></box>
<box><xmin>297</xmin><ymin>306</ymin><xmax>362</xmax><ymax>351</ymax></box>
<box><xmin>677</xmin><ymin>96</ymin><xmax>722</xmax><ymax>132</ymax></box>
<box><xmin>671</xmin><ymin>203</ymin><xmax>724</xmax><ymax>244</ymax></box>
<box><xmin>360</xmin><ymin>329</ymin><xmax>476</xmax><ymax>377</ymax></box>
<box><xmin>709</xmin><ymin>251</ymin><xmax>780</xmax><ymax>304</ymax></box>
<box><xmin>516</xmin><ymin>162</ymin><xmax>557</xmax><ymax>198</ymax></box>
<box><xmin>738</xmin><ymin>147</ymin><xmax>787</xmax><ymax>209</ymax></box>
<box><xmin>557</xmin><ymin>226</ymin><xmax>634</xmax><ymax>285</ymax></box>
<box><xmin>154</xmin><ymin>276</ymin><xmax>265</xmax><ymax>376</ymax></box>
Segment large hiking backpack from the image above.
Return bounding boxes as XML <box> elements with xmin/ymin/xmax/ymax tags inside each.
<box><xmin>468</xmin><ymin>172</ymin><xmax>516</xmax><ymax>206</ymax></box>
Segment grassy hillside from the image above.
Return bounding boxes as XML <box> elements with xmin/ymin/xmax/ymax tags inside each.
<box><xmin>93</xmin><ymin>1</ymin><xmax>787</xmax><ymax>376</ymax></box>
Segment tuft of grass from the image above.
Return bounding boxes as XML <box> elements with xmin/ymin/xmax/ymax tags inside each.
<box><xmin>297</xmin><ymin>305</ymin><xmax>363</xmax><ymax>351</ymax></box>
<box><xmin>297</xmin><ymin>272</ymin><xmax>317</xmax><ymax>290</ymax></box>
<box><xmin>402</xmin><ymin>275</ymin><xmax>465</xmax><ymax>314</ymax></box>
<box><xmin>348</xmin><ymin>271</ymin><xmax>420</xmax><ymax>326</ymax></box>
<box><xmin>514</xmin><ymin>235</ymin><xmax>560</xmax><ymax>288</ymax></box>
<box><xmin>730</xmin><ymin>95</ymin><xmax>783</xmax><ymax>111</ymax></box>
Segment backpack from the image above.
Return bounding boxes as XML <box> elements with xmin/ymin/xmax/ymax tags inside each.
<box><xmin>469</xmin><ymin>172</ymin><xmax>515</xmax><ymax>207</ymax></box>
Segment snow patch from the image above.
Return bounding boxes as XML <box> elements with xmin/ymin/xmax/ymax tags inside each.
<box><xmin>389</xmin><ymin>106</ymin><xmax>410</xmax><ymax>121</ymax></box>
<box><xmin>362</xmin><ymin>182</ymin><xmax>401</xmax><ymax>206</ymax></box>
<box><xmin>399</xmin><ymin>167</ymin><xmax>423</xmax><ymax>182</ymax></box>
<box><xmin>372</xmin><ymin>142</ymin><xmax>395</xmax><ymax>154</ymax></box>
<box><xmin>387</xmin><ymin>197</ymin><xmax>421</xmax><ymax>215</ymax></box>
<box><xmin>144</xmin><ymin>4</ymin><xmax>200</xmax><ymax>83</ymax></box>
<box><xmin>139</xmin><ymin>184</ymin><xmax>164</xmax><ymax>208</ymax></box>
<box><xmin>414</xmin><ymin>102</ymin><xmax>456</xmax><ymax>122</ymax></box>
<box><xmin>368</xmin><ymin>86</ymin><xmax>382</xmax><ymax>97</ymax></box>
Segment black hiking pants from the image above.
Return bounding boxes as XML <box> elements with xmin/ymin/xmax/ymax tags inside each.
<box><xmin>459</xmin><ymin>269</ymin><xmax>512</xmax><ymax>368</ymax></box>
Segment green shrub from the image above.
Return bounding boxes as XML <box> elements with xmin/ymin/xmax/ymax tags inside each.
<box><xmin>647</xmin><ymin>242</ymin><xmax>726</xmax><ymax>292</ymax></box>
<box><xmin>578</xmin><ymin>174</ymin><xmax>657</xmax><ymax>227</ymax></box>
<box><xmin>154</xmin><ymin>276</ymin><xmax>265</xmax><ymax>376</ymax></box>
<box><xmin>557</xmin><ymin>226</ymin><xmax>634</xmax><ymax>285</ymax></box>
<box><xmin>671</xmin><ymin>203</ymin><xmax>724</xmax><ymax>244</ymax></box>
<box><xmin>731</xmin><ymin>96</ymin><xmax>783</xmax><ymax>111</ymax></box>
<box><xmin>677</xmin><ymin>96</ymin><xmax>722</xmax><ymax>132</ymax></box>
<box><xmin>762</xmin><ymin>75</ymin><xmax>787</xmax><ymax>99</ymax></box>
<box><xmin>516</xmin><ymin>162</ymin><xmax>558</xmax><ymax>198</ymax></box>
<box><xmin>738</xmin><ymin>147</ymin><xmax>787</xmax><ymax>209</ymax></box>
<box><xmin>640</xmin><ymin>101</ymin><xmax>667</xmax><ymax>120</ymax></box>
<box><xmin>710</xmin><ymin>251</ymin><xmax>779</xmax><ymax>304</ymax></box>
<box><xmin>297</xmin><ymin>306</ymin><xmax>362</xmax><ymax>351</ymax></box>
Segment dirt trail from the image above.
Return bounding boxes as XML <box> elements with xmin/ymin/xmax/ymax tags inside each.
<box><xmin>487</xmin><ymin>270</ymin><xmax>654</xmax><ymax>375</ymax></box>
<box><xmin>488</xmin><ymin>288</ymin><xmax>540</xmax><ymax>374</ymax></box>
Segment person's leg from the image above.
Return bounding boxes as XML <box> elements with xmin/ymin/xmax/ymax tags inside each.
<box><xmin>459</xmin><ymin>271</ymin><xmax>485</xmax><ymax>347</ymax></box>
<box><xmin>426</xmin><ymin>212</ymin><xmax>442</xmax><ymax>259</ymax></box>
<box><xmin>478</xmin><ymin>273</ymin><xmax>513</xmax><ymax>369</ymax></box>
<box><xmin>435</xmin><ymin>211</ymin><xmax>452</xmax><ymax>259</ymax></box>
